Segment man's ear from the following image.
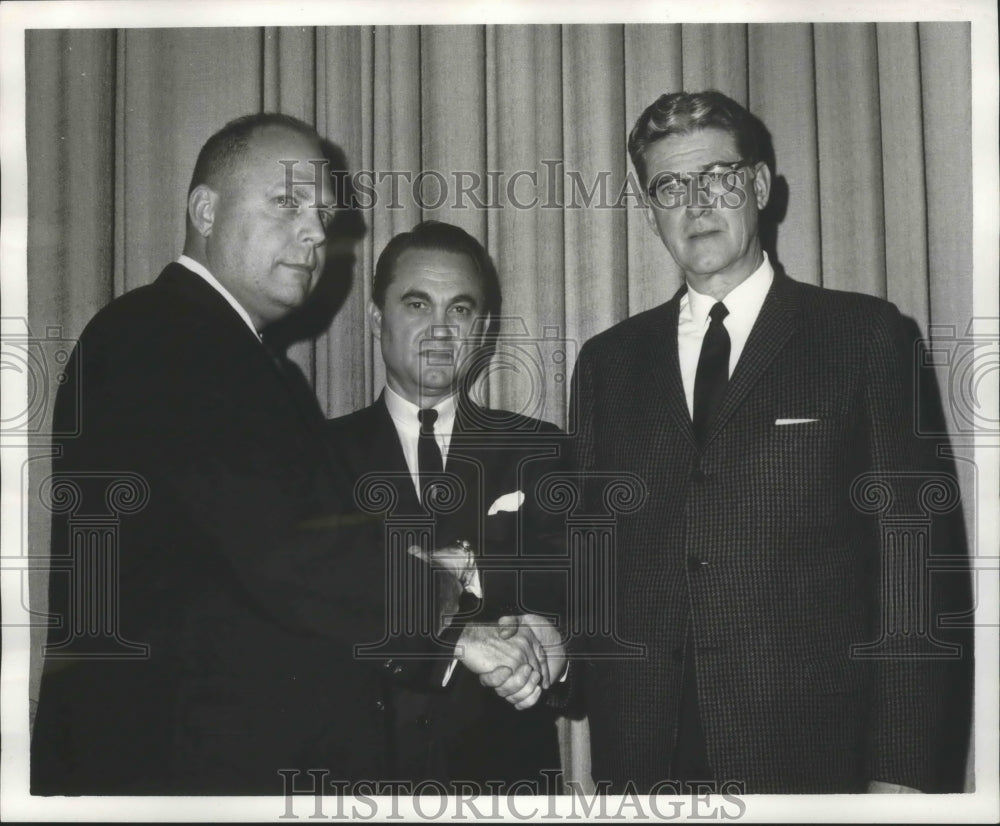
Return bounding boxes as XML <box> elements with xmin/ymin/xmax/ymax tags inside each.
<box><xmin>188</xmin><ymin>184</ymin><xmax>218</xmax><ymax>238</ymax></box>
<box><xmin>752</xmin><ymin>162</ymin><xmax>772</xmax><ymax>211</ymax></box>
<box><xmin>368</xmin><ymin>300</ymin><xmax>383</xmax><ymax>340</ymax></box>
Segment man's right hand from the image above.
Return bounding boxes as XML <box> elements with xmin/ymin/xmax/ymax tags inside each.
<box><xmin>479</xmin><ymin>614</ymin><xmax>567</xmax><ymax>709</ymax></box>
<box><xmin>454</xmin><ymin>620</ymin><xmax>554</xmax><ymax>710</ymax></box>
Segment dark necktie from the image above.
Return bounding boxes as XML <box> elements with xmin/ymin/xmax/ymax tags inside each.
<box><xmin>672</xmin><ymin>301</ymin><xmax>730</xmax><ymax>785</ymax></box>
<box><xmin>417</xmin><ymin>408</ymin><xmax>444</xmax><ymax>478</ymax></box>
<box><xmin>692</xmin><ymin>301</ymin><xmax>731</xmax><ymax>445</ymax></box>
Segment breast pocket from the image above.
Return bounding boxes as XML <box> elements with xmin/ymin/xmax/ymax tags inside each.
<box><xmin>756</xmin><ymin>416</ymin><xmax>858</xmax><ymax>524</ymax></box>
<box><xmin>765</xmin><ymin>417</ymin><xmax>838</xmax><ymax>472</ymax></box>
<box><xmin>483</xmin><ymin>510</ymin><xmax>517</xmax><ymax>548</ymax></box>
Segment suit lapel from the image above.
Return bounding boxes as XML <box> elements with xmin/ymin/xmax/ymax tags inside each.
<box><xmin>705</xmin><ymin>271</ymin><xmax>802</xmax><ymax>444</ymax></box>
<box><xmin>370</xmin><ymin>394</ymin><xmax>422</xmax><ymax>513</ymax></box>
<box><xmin>646</xmin><ymin>292</ymin><xmax>699</xmax><ymax>449</ymax></box>
<box><xmin>442</xmin><ymin>401</ymin><xmax>489</xmax><ymax>543</ymax></box>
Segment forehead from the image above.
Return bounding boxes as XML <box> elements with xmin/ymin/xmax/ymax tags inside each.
<box><xmin>388</xmin><ymin>248</ymin><xmax>484</xmax><ymax>302</ymax></box>
<box><xmin>231</xmin><ymin>126</ymin><xmax>328</xmax><ymax>189</ymax></box>
<box><xmin>641</xmin><ymin>127</ymin><xmax>741</xmax><ymax>177</ymax></box>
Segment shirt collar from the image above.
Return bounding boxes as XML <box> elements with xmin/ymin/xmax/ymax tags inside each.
<box><xmin>384</xmin><ymin>384</ymin><xmax>458</xmax><ymax>434</ymax></box>
<box><xmin>683</xmin><ymin>252</ymin><xmax>774</xmax><ymax>327</ymax></box>
<box><xmin>177</xmin><ymin>254</ymin><xmax>261</xmax><ymax>340</ymax></box>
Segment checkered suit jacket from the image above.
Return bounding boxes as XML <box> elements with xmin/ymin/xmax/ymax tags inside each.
<box><xmin>570</xmin><ymin>270</ymin><xmax>967</xmax><ymax>793</ymax></box>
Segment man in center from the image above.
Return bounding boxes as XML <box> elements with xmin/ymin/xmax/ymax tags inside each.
<box><xmin>328</xmin><ymin>221</ymin><xmax>567</xmax><ymax>791</ymax></box>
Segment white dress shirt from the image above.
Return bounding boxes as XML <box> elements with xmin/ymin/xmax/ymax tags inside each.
<box><xmin>382</xmin><ymin>385</ymin><xmax>482</xmax><ymax>635</ymax></box>
<box><xmin>178</xmin><ymin>255</ymin><xmax>261</xmax><ymax>340</ymax></box>
<box><xmin>677</xmin><ymin>253</ymin><xmax>774</xmax><ymax>418</ymax></box>
<box><xmin>383</xmin><ymin>386</ymin><xmax>483</xmax><ymax>683</ymax></box>
<box><xmin>383</xmin><ymin>384</ymin><xmax>457</xmax><ymax>502</ymax></box>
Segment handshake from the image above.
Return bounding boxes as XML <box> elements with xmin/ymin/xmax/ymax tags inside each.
<box><xmin>408</xmin><ymin>541</ymin><xmax>567</xmax><ymax>711</ymax></box>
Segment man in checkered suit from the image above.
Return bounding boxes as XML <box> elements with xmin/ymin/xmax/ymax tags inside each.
<box><xmin>569</xmin><ymin>90</ymin><xmax>970</xmax><ymax>794</ymax></box>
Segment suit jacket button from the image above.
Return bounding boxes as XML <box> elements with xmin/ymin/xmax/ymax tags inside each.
<box><xmin>417</xmin><ymin>715</ymin><xmax>431</xmax><ymax>729</ymax></box>
<box><xmin>383</xmin><ymin>658</ymin><xmax>394</xmax><ymax>670</ymax></box>
<box><xmin>374</xmin><ymin>699</ymin><xmax>386</xmax><ymax>712</ymax></box>
<box><xmin>392</xmin><ymin>664</ymin><xmax>404</xmax><ymax>675</ymax></box>
<box><xmin>687</xmin><ymin>556</ymin><xmax>707</xmax><ymax>571</ymax></box>
<box><xmin>691</xmin><ymin>468</ymin><xmax>706</xmax><ymax>483</ymax></box>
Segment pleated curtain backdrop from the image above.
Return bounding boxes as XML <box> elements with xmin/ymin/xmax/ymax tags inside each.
<box><xmin>25</xmin><ymin>23</ymin><xmax>973</xmax><ymax>789</ymax></box>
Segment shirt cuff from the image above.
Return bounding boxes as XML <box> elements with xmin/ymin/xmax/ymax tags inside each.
<box><xmin>465</xmin><ymin>566</ymin><xmax>483</xmax><ymax>598</ymax></box>
<box><xmin>442</xmin><ymin>568</ymin><xmax>482</xmax><ymax>686</ymax></box>
<box><xmin>442</xmin><ymin>657</ymin><xmax>459</xmax><ymax>686</ymax></box>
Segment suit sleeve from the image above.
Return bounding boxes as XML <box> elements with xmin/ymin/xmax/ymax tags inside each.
<box><xmin>861</xmin><ymin>301</ymin><xmax>968</xmax><ymax>791</ymax></box>
<box><xmin>54</xmin><ymin>316</ymin><xmax>461</xmax><ymax>686</ymax></box>
<box><xmin>539</xmin><ymin>345</ymin><xmax>597</xmax><ymax>715</ymax></box>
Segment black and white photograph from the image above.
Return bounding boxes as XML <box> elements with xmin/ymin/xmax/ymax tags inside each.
<box><xmin>1</xmin><ymin>0</ymin><xmax>997</xmax><ymax>821</ymax></box>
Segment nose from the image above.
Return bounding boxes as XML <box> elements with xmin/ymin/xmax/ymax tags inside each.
<box><xmin>297</xmin><ymin>207</ymin><xmax>327</xmax><ymax>248</ymax></box>
<box><xmin>429</xmin><ymin>311</ymin><xmax>457</xmax><ymax>340</ymax></box>
<box><xmin>685</xmin><ymin>201</ymin><xmax>711</xmax><ymax>219</ymax></box>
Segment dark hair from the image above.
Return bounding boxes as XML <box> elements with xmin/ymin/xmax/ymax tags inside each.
<box><xmin>372</xmin><ymin>221</ymin><xmax>502</xmax><ymax>317</ymax></box>
<box><xmin>628</xmin><ymin>90</ymin><xmax>772</xmax><ymax>183</ymax></box>
<box><xmin>188</xmin><ymin>112</ymin><xmax>320</xmax><ymax>195</ymax></box>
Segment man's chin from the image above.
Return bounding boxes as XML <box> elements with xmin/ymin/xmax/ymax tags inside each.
<box><xmin>273</xmin><ymin>282</ymin><xmax>315</xmax><ymax>314</ymax></box>
<box><xmin>681</xmin><ymin>252</ymin><xmax>739</xmax><ymax>279</ymax></box>
<box><xmin>418</xmin><ymin>369</ymin><xmax>457</xmax><ymax>395</ymax></box>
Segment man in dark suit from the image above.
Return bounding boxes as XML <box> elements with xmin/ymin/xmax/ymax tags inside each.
<box><xmin>327</xmin><ymin>221</ymin><xmax>568</xmax><ymax>792</ymax></box>
<box><xmin>570</xmin><ymin>91</ymin><xmax>967</xmax><ymax>794</ymax></box>
<box><xmin>30</xmin><ymin>114</ymin><xmax>517</xmax><ymax>794</ymax></box>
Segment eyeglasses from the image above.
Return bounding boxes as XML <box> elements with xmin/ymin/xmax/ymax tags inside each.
<box><xmin>647</xmin><ymin>160</ymin><xmax>754</xmax><ymax>209</ymax></box>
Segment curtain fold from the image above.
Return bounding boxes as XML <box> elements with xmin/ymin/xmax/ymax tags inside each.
<box><xmin>748</xmin><ymin>24</ymin><xmax>822</xmax><ymax>285</ymax></box>
<box><xmin>489</xmin><ymin>24</ymin><xmax>568</xmax><ymax>421</ymax></box>
<box><xmin>25</xmin><ymin>22</ymin><xmax>975</xmax><ymax>789</ymax></box>
<box><xmin>877</xmin><ymin>23</ymin><xmax>930</xmax><ymax>319</ymax></box>
<box><xmin>26</xmin><ymin>23</ymin><xmax>974</xmax><ymax>412</ymax></box>
<box><xmin>561</xmin><ymin>25</ymin><xmax>629</xmax><ymax>349</ymax></box>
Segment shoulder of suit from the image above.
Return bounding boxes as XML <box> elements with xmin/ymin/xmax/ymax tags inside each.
<box><xmin>587</xmin><ymin>299</ymin><xmax>673</xmax><ymax>346</ymax></box>
<box><xmin>326</xmin><ymin>402</ymin><xmax>382</xmax><ymax>434</ymax></box>
<box><xmin>577</xmin><ymin>301</ymin><xmax>673</xmax><ymax>362</ymax></box>
<box><xmin>72</xmin><ymin>264</ymin><xmax>268</xmax><ymax>382</ymax></box>
<box><xmin>461</xmin><ymin>403</ymin><xmax>565</xmax><ymax>436</ymax></box>
<box><xmin>77</xmin><ymin>279</ymin><xmax>165</xmax><ymax>341</ymax></box>
<box><xmin>783</xmin><ymin>275</ymin><xmax>903</xmax><ymax>325</ymax></box>
<box><xmin>577</xmin><ymin>275</ymin><xmax>902</xmax><ymax>357</ymax></box>
<box><xmin>79</xmin><ymin>262</ymin><xmax>238</xmax><ymax>343</ymax></box>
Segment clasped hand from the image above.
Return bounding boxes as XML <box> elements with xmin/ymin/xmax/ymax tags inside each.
<box><xmin>457</xmin><ymin>615</ymin><xmax>566</xmax><ymax>710</ymax></box>
<box><xmin>407</xmin><ymin>543</ymin><xmax>565</xmax><ymax>710</ymax></box>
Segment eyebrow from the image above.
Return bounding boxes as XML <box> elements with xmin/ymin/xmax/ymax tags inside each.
<box><xmin>656</xmin><ymin>159</ymin><xmax>743</xmax><ymax>177</ymax></box>
<box><xmin>398</xmin><ymin>289</ymin><xmax>479</xmax><ymax>307</ymax></box>
<box><xmin>270</xmin><ymin>181</ymin><xmax>334</xmax><ymax>200</ymax></box>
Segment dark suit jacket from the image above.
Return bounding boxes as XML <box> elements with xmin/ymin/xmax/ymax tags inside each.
<box><xmin>31</xmin><ymin>263</ymin><xmax>459</xmax><ymax>795</ymax></box>
<box><xmin>570</xmin><ymin>271</ymin><xmax>968</xmax><ymax>793</ymax></box>
<box><xmin>326</xmin><ymin>394</ymin><xmax>567</xmax><ymax>791</ymax></box>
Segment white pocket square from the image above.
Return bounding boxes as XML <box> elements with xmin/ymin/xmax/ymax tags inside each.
<box><xmin>487</xmin><ymin>490</ymin><xmax>525</xmax><ymax>515</ymax></box>
<box><xmin>774</xmin><ymin>418</ymin><xmax>820</xmax><ymax>425</ymax></box>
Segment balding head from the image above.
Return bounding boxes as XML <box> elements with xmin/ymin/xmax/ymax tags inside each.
<box><xmin>184</xmin><ymin>114</ymin><xmax>335</xmax><ymax>331</ymax></box>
